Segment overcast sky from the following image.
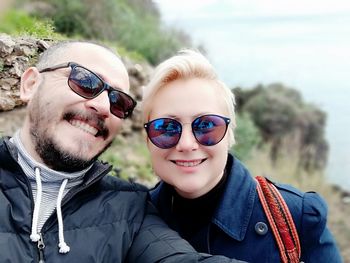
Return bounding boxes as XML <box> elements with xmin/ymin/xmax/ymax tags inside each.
<box><xmin>155</xmin><ymin>0</ymin><xmax>350</xmax><ymax>90</ymax></box>
<box><xmin>155</xmin><ymin>0</ymin><xmax>350</xmax><ymax>188</ymax></box>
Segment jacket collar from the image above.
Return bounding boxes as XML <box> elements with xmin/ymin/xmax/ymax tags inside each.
<box><xmin>0</xmin><ymin>137</ymin><xmax>111</xmax><ymax>189</ymax></box>
<box><xmin>212</xmin><ymin>154</ymin><xmax>257</xmax><ymax>241</ymax></box>
<box><xmin>0</xmin><ymin>137</ymin><xmax>23</xmax><ymax>177</ymax></box>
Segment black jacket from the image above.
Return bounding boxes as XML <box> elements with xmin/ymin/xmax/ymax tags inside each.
<box><xmin>0</xmin><ymin>138</ymin><xmax>244</xmax><ymax>263</ymax></box>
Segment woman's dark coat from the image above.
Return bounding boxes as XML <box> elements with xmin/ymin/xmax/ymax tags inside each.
<box><xmin>150</xmin><ymin>154</ymin><xmax>342</xmax><ymax>262</ymax></box>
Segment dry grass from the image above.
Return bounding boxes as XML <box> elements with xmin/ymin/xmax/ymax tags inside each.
<box><xmin>245</xmin><ymin>149</ymin><xmax>350</xmax><ymax>262</ymax></box>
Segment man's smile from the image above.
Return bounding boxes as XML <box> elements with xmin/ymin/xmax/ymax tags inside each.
<box><xmin>69</xmin><ymin>119</ymin><xmax>98</xmax><ymax>136</ymax></box>
<box><xmin>64</xmin><ymin>112</ymin><xmax>109</xmax><ymax>138</ymax></box>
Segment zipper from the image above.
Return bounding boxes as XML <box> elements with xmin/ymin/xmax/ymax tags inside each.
<box><xmin>9</xmin><ymin>145</ymin><xmax>111</xmax><ymax>258</ymax></box>
<box><xmin>37</xmin><ymin>233</ymin><xmax>45</xmax><ymax>263</ymax></box>
<box><xmin>31</xmin><ymin>168</ymin><xmax>108</xmax><ymax>261</ymax></box>
<box><xmin>17</xmin><ymin>167</ymin><xmax>44</xmax><ymax>262</ymax></box>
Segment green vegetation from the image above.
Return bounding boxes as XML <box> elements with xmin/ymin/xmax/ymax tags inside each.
<box><xmin>232</xmin><ymin>112</ymin><xmax>262</xmax><ymax>160</ymax></box>
<box><xmin>99</xmin><ymin>134</ymin><xmax>156</xmax><ymax>186</ymax></box>
<box><xmin>0</xmin><ymin>59</ymin><xmax>4</xmax><ymax>72</ymax></box>
<box><xmin>0</xmin><ymin>9</ymin><xmax>61</xmax><ymax>38</ymax></box>
<box><xmin>10</xmin><ymin>0</ymin><xmax>194</xmax><ymax>64</ymax></box>
<box><xmin>234</xmin><ymin>83</ymin><xmax>328</xmax><ymax>171</ymax></box>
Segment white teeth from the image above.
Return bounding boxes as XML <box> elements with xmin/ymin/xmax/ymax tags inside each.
<box><xmin>175</xmin><ymin>160</ymin><xmax>202</xmax><ymax>167</ymax></box>
<box><xmin>70</xmin><ymin>120</ymin><xmax>98</xmax><ymax>136</ymax></box>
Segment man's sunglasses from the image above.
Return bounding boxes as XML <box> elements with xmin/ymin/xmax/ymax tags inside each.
<box><xmin>39</xmin><ymin>62</ymin><xmax>137</xmax><ymax>119</ymax></box>
<box><xmin>144</xmin><ymin>114</ymin><xmax>230</xmax><ymax>149</ymax></box>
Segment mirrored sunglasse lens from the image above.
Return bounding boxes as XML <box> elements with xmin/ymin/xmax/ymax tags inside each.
<box><xmin>109</xmin><ymin>90</ymin><xmax>135</xmax><ymax>118</ymax></box>
<box><xmin>146</xmin><ymin>118</ymin><xmax>181</xmax><ymax>149</ymax></box>
<box><xmin>192</xmin><ymin>115</ymin><xmax>229</xmax><ymax>146</ymax></box>
<box><xmin>68</xmin><ymin>66</ymin><xmax>104</xmax><ymax>98</ymax></box>
<box><xmin>68</xmin><ymin>66</ymin><xmax>136</xmax><ymax>119</ymax></box>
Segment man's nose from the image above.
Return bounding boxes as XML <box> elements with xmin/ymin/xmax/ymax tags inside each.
<box><xmin>84</xmin><ymin>90</ymin><xmax>110</xmax><ymax>118</ymax></box>
<box><xmin>175</xmin><ymin>125</ymin><xmax>199</xmax><ymax>152</ymax></box>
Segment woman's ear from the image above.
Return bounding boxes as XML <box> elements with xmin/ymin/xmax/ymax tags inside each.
<box><xmin>20</xmin><ymin>67</ymin><xmax>42</xmax><ymax>102</ymax></box>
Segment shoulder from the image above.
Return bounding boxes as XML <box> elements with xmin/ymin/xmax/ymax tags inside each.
<box><xmin>101</xmin><ymin>174</ymin><xmax>149</xmax><ymax>192</ymax></box>
<box><xmin>269</xmin><ymin>180</ymin><xmax>341</xmax><ymax>260</ymax></box>
<box><xmin>87</xmin><ymin>167</ymin><xmax>150</xmax><ymax>206</ymax></box>
<box><xmin>272</xmin><ymin>180</ymin><xmax>327</xmax><ymax>220</ymax></box>
<box><xmin>0</xmin><ymin>137</ymin><xmax>18</xmax><ymax>168</ymax></box>
<box><xmin>269</xmin><ymin>179</ymin><xmax>328</xmax><ymax>244</ymax></box>
<box><xmin>97</xmin><ymin>175</ymin><xmax>150</xmax><ymax>205</ymax></box>
<box><xmin>79</xmin><ymin>175</ymin><xmax>150</xmax><ymax>223</ymax></box>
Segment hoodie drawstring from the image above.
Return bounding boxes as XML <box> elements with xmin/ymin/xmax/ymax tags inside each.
<box><xmin>30</xmin><ymin>168</ymin><xmax>70</xmax><ymax>254</ymax></box>
<box><xmin>57</xmin><ymin>178</ymin><xmax>70</xmax><ymax>253</ymax></box>
<box><xmin>30</xmin><ymin>167</ymin><xmax>42</xmax><ymax>242</ymax></box>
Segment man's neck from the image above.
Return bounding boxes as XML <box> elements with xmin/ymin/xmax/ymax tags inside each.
<box><xmin>19</xmin><ymin>125</ymin><xmax>45</xmax><ymax>165</ymax></box>
<box><xmin>12</xmin><ymin>130</ymin><xmax>92</xmax><ymax>180</ymax></box>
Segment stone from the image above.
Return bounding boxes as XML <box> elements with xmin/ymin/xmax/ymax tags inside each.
<box><xmin>14</xmin><ymin>44</ymin><xmax>36</xmax><ymax>56</ymax></box>
<box><xmin>37</xmin><ymin>39</ymin><xmax>51</xmax><ymax>50</ymax></box>
<box><xmin>9</xmin><ymin>59</ymin><xmax>29</xmax><ymax>77</ymax></box>
<box><xmin>0</xmin><ymin>34</ymin><xmax>15</xmax><ymax>55</ymax></box>
<box><xmin>0</xmin><ymin>96</ymin><xmax>16</xmax><ymax>111</ymax></box>
<box><xmin>0</xmin><ymin>77</ymin><xmax>19</xmax><ymax>89</ymax></box>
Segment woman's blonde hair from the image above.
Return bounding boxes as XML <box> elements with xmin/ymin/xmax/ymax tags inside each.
<box><xmin>142</xmin><ymin>49</ymin><xmax>236</xmax><ymax>147</ymax></box>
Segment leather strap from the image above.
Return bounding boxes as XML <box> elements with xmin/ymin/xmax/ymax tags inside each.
<box><xmin>256</xmin><ymin>176</ymin><xmax>301</xmax><ymax>263</ymax></box>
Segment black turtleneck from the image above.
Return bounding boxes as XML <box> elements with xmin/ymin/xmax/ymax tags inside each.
<box><xmin>168</xmin><ymin>169</ymin><xmax>228</xmax><ymax>241</ymax></box>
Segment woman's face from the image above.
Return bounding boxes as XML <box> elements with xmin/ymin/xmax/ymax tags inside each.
<box><xmin>147</xmin><ymin>78</ymin><xmax>230</xmax><ymax>198</ymax></box>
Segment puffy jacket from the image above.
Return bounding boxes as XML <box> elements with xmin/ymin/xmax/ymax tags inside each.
<box><xmin>150</xmin><ymin>153</ymin><xmax>343</xmax><ymax>263</ymax></box>
<box><xmin>0</xmin><ymin>138</ymin><xmax>245</xmax><ymax>263</ymax></box>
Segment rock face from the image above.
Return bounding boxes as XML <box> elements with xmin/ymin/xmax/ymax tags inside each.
<box><xmin>0</xmin><ymin>34</ymin><xmax>151</xmax><ymax>136</ymax></box>
<box><xmin>0</xmin><ymin>33</ymin><xmax>44</xmax><ymax>112</ymax></box>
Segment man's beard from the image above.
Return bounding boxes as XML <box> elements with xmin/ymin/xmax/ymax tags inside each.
<box><xmin>28</xmin><ymin>86</ymin><xmax>112</xmax><ymax>172</ymax></box>
<box><xmin>31</xmin><ymin>131</ymin><xmax>112</xmax><ymax>172</ymax></box>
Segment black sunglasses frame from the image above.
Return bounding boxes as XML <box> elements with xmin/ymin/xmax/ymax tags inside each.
<box><xmin>39</xmin><ymin>62</ymin><xmax>137</xmax><ymax>119</ymax></box>
<box><xmin>144</xmin><ymin>114</ymin><xmax>231</xmax><ymax>149</ymax></box>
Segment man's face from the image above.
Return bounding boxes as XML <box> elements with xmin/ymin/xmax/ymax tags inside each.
<box><xmin>21</xmin><ymin>43</ymin><xmax>130</xmax><ymax>171</ymax></box>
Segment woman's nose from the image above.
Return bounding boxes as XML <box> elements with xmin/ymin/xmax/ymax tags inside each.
<box><xmin>175</xmin><ymin>125</ymin><xmax>199</xmax><ymax>152</ymax></box>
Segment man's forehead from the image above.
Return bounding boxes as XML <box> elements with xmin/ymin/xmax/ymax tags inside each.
<box><xmin>59</xmin><ymin>43</ymin><xmax>129</xmax><ymax>90</ymax></box>
<box><xmin>62</xmin><ymin>43</ymin><xmax>121</xmax><ymax>65</ymax></box>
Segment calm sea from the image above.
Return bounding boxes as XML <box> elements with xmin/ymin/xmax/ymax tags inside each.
<box><xmin>319</xmin><ymin>93</ymin><xmax>350</xmax><ymax>191</ymax></box>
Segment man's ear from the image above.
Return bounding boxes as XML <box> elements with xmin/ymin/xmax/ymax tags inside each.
<box><xmin>20</xmin><ymin>67</ymin><xmax>42</xmax><ymax>102</ymax></box>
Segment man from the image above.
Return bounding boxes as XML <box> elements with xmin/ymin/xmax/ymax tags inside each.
<box><xmin>0</xmin><ymin>41</ymin><xmax>244</xmax><ymax>262</ymax></box>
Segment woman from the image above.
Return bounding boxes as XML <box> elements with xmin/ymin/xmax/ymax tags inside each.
<box><xmin>142</xmin><ymin>50</ymin><xmax>342</xmax><ymax>262</ymax></box>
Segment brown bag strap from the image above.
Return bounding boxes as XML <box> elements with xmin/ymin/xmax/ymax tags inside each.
<box><xmin>255</xmin><ymin>176</ymin><xmax>301</xmax><ymax>263</ymax></box>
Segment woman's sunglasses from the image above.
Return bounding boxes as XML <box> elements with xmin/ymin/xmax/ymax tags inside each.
<box><xmin>144</xmin><ymin>114</ymin><xmax>230</xmax><ymax>149</ymax></box>
<box><xmin>39</xmin><ymin>62</ymin><xmax>137</xmax><ymax>119</ymax></box>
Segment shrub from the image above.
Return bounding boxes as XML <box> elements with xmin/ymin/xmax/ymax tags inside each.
<box><xmin>232</xmin><ymin>112</ymin><xmax>262</xmax><ymax>160</ymax></box>
<box><xmin>23</xmin><ymin>0</ymin><xmax>193</xmax><ymax>65</ymax></box>
<box><xmin>0</xmin><ymin>9</ymin><xmax>61</xmax><ymax>38</ymax></box>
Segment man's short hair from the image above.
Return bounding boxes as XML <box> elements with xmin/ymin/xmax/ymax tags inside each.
<box><xmin>36</xmin><ymin>40</ymin><xmax>120</xmax><ymax>71</ymax></box>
